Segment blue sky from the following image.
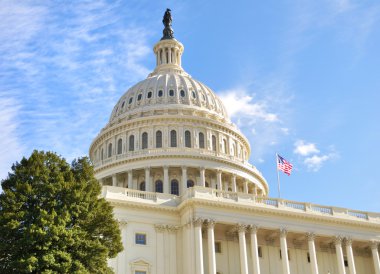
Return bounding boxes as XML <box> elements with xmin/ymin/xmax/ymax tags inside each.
<box><xmin>1</xmin><ymin>0</ymin><xmax>380</xmax><ymax>212</ymax></box>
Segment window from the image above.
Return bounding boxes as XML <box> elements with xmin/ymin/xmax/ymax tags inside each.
<box><xmin>223</xmin><ymin>139</ymin><xmax>228</xmax><ymax>154</ymax></box>
<box><xmin>307</xmin><ymin>252</ymin><xmax>310</xmax><ymax>263</ymax></box>
<box><xmin>212</xmin><ymin>135</ymin><xmax>217</xmax><ymax>151</ymax></box>
<box><xmin>142</xmin><ymin>132</ymin><xmax>148</xmax><ymax>149</ymax></box>
<box><xmin>169</xmin><ymin>89</ymin><xmax>174</xmax><ymax>96</ymax></box>
<box><xmin>344</xmin><ymin>257</ymin><xmax>348</xmax><ymax>267</ymax></box>
<box><xmin>171</xmin><ymin>179</ymin><xmax>179</xmax><ymax>195</ymax></box>
<box><xmin>121</xmin><ymin>101</ymin><xmax>125</xmax><ymax>108</ymax></box>
<box><xmin>135</xmin><ymin>233</ymin><xmax>146</xmax><ymax>245</ymax></box>
<box><xmin>137</xmin><ymin>93</ymin><xmax>142</xmax><ymax>101</ymax></box>
<box><xmin>108</xmin><ymin>143</ymin><xmax>112</xmax><ymax>157</ymax></box>
<box><xmin>158</xmin><ymin>90</ymin><xmax>163</xmax><ymax>97</ymax></box>
<box><xmin>170</xmin><ymin>130</ymin><xmax>177</xmax><ymax>147</ymax></box>
<box><xmin>185</xmin><ymin>130</ymin><xmax>191</xmax><ymax>148</ymax></box>
<box><xmin>215</xmin><ymin>242</ymin><xmax>222</xmax><ymax>253</ymax></box>
<box><xmin>147</xmin><ymin>91</ymin><xmax>152</xmax><ymax>98</ymax></box>
<box><xmin>180</xmin><ymin>90</ymin><xmax>185</xmax><ymax>97</ymax></box>
<box><xmin>192</xmin><ymin>91</ymin><xmax>196</xmax><ymax>98</ymax></box>
<box><xmin>129</xmin><ymin>97</ymin><xmax>133</xmax><ymax>104</ymax></box>
<box><xmin>139</xmin><ymin>181</ymin><xmax>145</xmax><ymax>191</ymax></box>
<box><xmin>156</xmin><ymin>131</ymin><xmax>162</xmax><ymax>148</ymax></box>
<box><xmin>258</xmin><ymin>246</ymin><xmax>263</xmax><ymax>258</ymax></box>
<box><xmin>101</xmin><ymin>148</ymin><xmax>104</xmax><ymax>160</ymax></box>
<box><xmin>199</xmin><ymin>132</ymin><xmax>205</xmax><ymax>148</ymax></box>
<box><xmin>155</xmin><ymin>180</ymin><xmax>163</xmax><ymax>193</ymax></box>
<box><xmin>129</xmin><ymin>135</ymin><xmax>135</xmax><ymax>151</ymax></box>
<box><xmin>117</xmin><ymin>138</ymin><xmax>122</xmax><ymax>154</ymax></box>
<box><xmin>187</xmin><ymin>180</ymin><xmax>194</xmax><ymax>188</ymax></box>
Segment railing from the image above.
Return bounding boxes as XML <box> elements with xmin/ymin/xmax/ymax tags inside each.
<box><xmin>102</xmin><ymin>186</ymin><xmax>379</xmax><ymax>222</ymax></box>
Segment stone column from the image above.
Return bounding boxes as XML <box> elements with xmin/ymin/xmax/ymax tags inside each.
<box><xmin>127</xmin><ymin>170</ymin><xmax>133</xmax><ymax>189</ymax></box>
<box><xmin>145</xmin><ymin>167</ymin><xmax>150</xmax><ymax>192</ymax></box>
<box><xmin>243</xmin><ymin>180</ymin><xmax>249</xmax><ymax>194</ymax></box>
<box><xmin>194</xmin><ymin>218</ymin><xmax>204</xmax><ymax>274</ymax></box>
<box><xmin>163</xmin><ymin>166</ymin><xmax>169</xmax><ymax>194</ymax></box>
<box><xmin>117</xmin><ymin>220</ymin><xmax>128</xmax><ymax>273</ymax></box>
<box><xmin>334</xmin><ymin>236</ymin><xmax>346</xmax><ymax>274</ymax></box>
<box><xmin>237</xmin><ymin>224</ymin><xmax>249</xmax><ymax>274</ymax></box>
<box><xmin>371</xmin><ymin>241</ymin><xmax>380</xmax><ymax>274</ymax></box>
<box><xmin>112</xmin><ymin>175</ymin><xmax>117</xmax><ymax>186</ymax></box>
<box><xmin>168</xmin><ymin>225</ymin><xmax>179</xmax><ymax>274</ymax></box>
<box><xmin>216</xmin><ymin>170</ymin><xmax>222</xmax><ymax>190</ymax></box>
<box><xmin>207</xmin><ymin>220</ymin><xmax>216</xmax><ymax>274</ymax></box>
<box><xmin>307</xmin><ymin>232</ymin><xmax>319</xmax><ymax>274</ymax></box>
<box><xmin>155</xmin><ymin>224</ymin><xmax>166</xmax><ymax>274</ymax></box>
<box><xmin>200</xmin><ymin>167</ymin><xmax>206</xmax><ymax>187</ymax></box>
<box><xmin>249</xmin><ymin>225</ymin><xmax>260</xmax><ymax>274</ymax></box>
<box><xmin>168</xmin><ymin>47</ymin><xmax>172</xmax><ymax>63</ymax></box>
<box><xmin>182</xmin><ymin>166</ymin><xmax>187</xmax><ymax>194</ymax></box>
<box><xmin>345</xmin><ymin>238</ymin><xmax>356</xmax><ymax>274</ymax></box>
<box><xmin>280</xmin><ymin>229</ymin><xmax>290</xmax><ymax>274</ymax></box>
<box><xmin>231</xmin><ymin>175</ymin><xmax>237</xmax><ymax>192</ymax></box>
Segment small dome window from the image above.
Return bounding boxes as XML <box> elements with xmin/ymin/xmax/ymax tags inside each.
<box><xmin>169</xmin><ymin>89</ymin><xmax>175</xmax><ymax>97</ymax></box>
<box><xmin>192</xmin><ymin>91</ymin><xmax>197</xmax><ymax>98</ymax></box>
<box><xmin>129</xmin><ymin>97</ymin><xmax>133</xmax><ymax>104</ymax></box>
<box><xmin>137</xmin><ymin>94</ymin><xmax>142</xmax><ymax>101</ymax></box>
<box><xmin>147</xmin><ymin>91</ymin><xmax>152</xmax><ymax>98</ymax></box>
<box><xmin>202</xmin><ymin>94</ymin><xmax>206</xmax><ymax>100</ymax></box>
<box><xmin>180</xmin><ymin>90</ymin><xmax>185</xmax><ymax>97</ymax></box>
<box><xmin>121</xmin><ymin>101</ymin><xmax>125</xmax><ymax>108</ymax></box>
<box><xmin>158</xmin><ymin>90</ymin><xmax>163</xmax><ymax>97</ymax></box>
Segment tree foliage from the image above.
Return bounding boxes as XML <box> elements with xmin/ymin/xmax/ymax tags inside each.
<box><xmin>0</xmin><ymin>151</ymin><xmax>123</xmax><ymax>273</ymax></box>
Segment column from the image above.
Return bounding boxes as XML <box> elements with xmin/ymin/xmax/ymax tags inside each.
<box><xmin>155</xmin><ymin>224</ymin><xmax>166</xmax><ymax>274</ymax></box>
<box><xmin>345</xmin><ymin>238</ymin><xmax>356</xmax><ymax>274</ymax></box>
<box><xmin>249</xmin><ymin>225</ymin><xmax>260</xmax><ymax>274</ymax></box>
<box><xmin>127</xmin><ymin>170</ymin><xmax>133</xmax><ymax>189</ymax></box>
<box><xmin>117</xmin><ymin>220</ymin><xmax>128</xmax><ymax>273</ymax></box>
<box><xmin>334</xmin><ymin>236</ymin><xmax>346</xmax><ymax>274</ymax></box>
<box><xmin>243</xmin><ymin>180</ymin><xmax>248</xmax><ymax>194</ymax></box>
<box><xmin>207</xmin><ymin>220</ymin><xmax>216</xmax><ymax>274</ymax></box>
<box><xmin>182</xmin><ymin>166</ymin><xmax>187</xmax><ymax>194</ymax></box>
<box><xmin>307</xmin><ymin>232</ymin><xmax>319</xmax><ymax>274</ymax></box>
<box><xmin>200</xmin><ymin>167</ymin><xmax>206</xmax><ymax>187</ymax></box>
<box><xmin>112</xmin><ymin>175</ymin><xmax>117</xmax><ymax>186</ymax></box>
<box><xmin>145</xmin><ymin>167</ymin><xmax>150</xmax><ymax>192</ymax></box>
<box><xmin>237</xmin><ymin>224</ymin><xmax>249</xmax><ymax>274</ymax></box>
<box><xmin>163</xmin><ymin>166</ymin><xmax>169</xmax><ymax>193</ymax></box>
<box><xmin>216</xmin><ymin>170</ymin><xmax>222</xmax><ymax>190</ymax></box>
<box><xmin>231</xmin><ymin>175</ymin><xmax>237</xmax><ymax>192</ymax></box>
<box><xmin>280</xmin><ymin>229</ymin><xmax>290</xmax><ymax>274</ymax></box>
<box><xmin>194</xmin><ymin>218</ymin><xmax>204</xmax><ymax>274</ymax></box>
<box><xmin>168</xmin><ymin>47</ymin><xmax>172</xmax><ymax>63</ymax></box>
<box><xmin>168</xmin><ymin>225</ymin><xmax>179</xmax><ymax>274</ymax></box>
<box><xmin>371</xmin><ymin>241</ymin><xmax>380</xmax><ymax>274</ymax></box>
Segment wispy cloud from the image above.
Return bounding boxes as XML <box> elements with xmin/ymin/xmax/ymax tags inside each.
<box><xmin>294</xmin><ymin>140</ymin><xmax>319</xmax><ymax>156</ymax></box>
<box><xmin>304</xmin><ymin>153</ymin><xmax>337</xmax><ymax>172</ymax></box>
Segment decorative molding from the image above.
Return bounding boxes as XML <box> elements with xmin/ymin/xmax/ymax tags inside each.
<box><xmin>333</xmin><ymin>236</ymin><xmax>343</xmax><ymax>245</ymax></box>
<box><xmin>193</xmin><ymin>217</ymin><xmax>204</xmax><ymax>227</ymax></box>
<box><xmin>248</xmin><ymin>224</ymin><xmax>259</xmax><ymax>234</ymax></box>
<box><xmin>279</xmin><ymin>228</ymin><xmax>288</xmax><ymax>237</ymax></box>
<box><xmin>344</xmin><ymin>237</ymin><xmax>353</xmax><ymax>246</ymax></box>
<box><xmin>154</xmin><ymin>224</ymin><xmax>166</xmax><ymax>233</ymax></box>
<box><xmin>205</xmin><ymin>219</ymin><xmax>216</xmax><ymax>229</ymax></box>
<box><xmin>118</xmin><ymin>220</ymin><xmax>128</xmax><ymax>228</ymax></box>
<box><xmin>306</xmin><ymin>232</ymin><xmax>316</xmax><ymax>241</ymax></box>
<box><xmin>236</xmin><ymin>223</ymin><xmax>247</xmax><ymax>233</ymax></box>
<box><xmin>167</xmin><ymin>225</ymin><xmax>180</xmax><ymax>233</ymax></box>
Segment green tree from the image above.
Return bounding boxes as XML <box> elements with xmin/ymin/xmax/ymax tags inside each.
<box><xmin>0</xmin><ymin>150</ymin><xmax>123</xmax><ymax>273</ymax></box>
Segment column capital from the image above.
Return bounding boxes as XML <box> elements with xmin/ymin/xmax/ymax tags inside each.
<box><xmin>248</xmin><ymin>224</ymin><xmax>259</xmax><ymax>234</ymax></box>
<box><xmin>216</xmin><ymin>169</ymin><xmax>222</xmax><ymax>175</ymax></box>
<box><xmin>145</xmin><ymin>167</ymin><xmax>150</xmax><ymax>171</ymax></box>
<box><xmin>118</xmin><ymin>220</ymin><xmax>128</xmax><ymax>228</ymax></box>
<box><xmin>200</xmin><ymin>166</ymin><xmax>205</xmax><ymax>172</ymax></box>
<box><xmin>206</xmin><ymin>219</ymin><xmax>216</xmax><ymax>229</ymax></box>
<box><xmin>306</xmin><ymin>232</ymin><xmax>316</xmax><ymax>241</ymax></box>
<box><xmin>154</xmin><ymin>224</ymin><xmax>166</xmax><ymax>233</ymax></box>
<box><xmin>280</xmin><ymin>228</ymin><xmax>288</xmax><ymax>237</ymax></box>
<box><xmin>193</xmin><ymin>217</ymin><xmax>204</xmax><ymax>227</ymax></box>
<box><xmin>232</xmin><ymin>174</ymin><xmax>236</xmax><ymax>179</ymax></box>
<box><xmin>344</xmin><ymin>237</ymin><xmax>353</xmax><ymax>246</ymax></box>
<box><xmin>181</xmin><ymin>166</ymin><xmax>187</xmax><ymax>171</ymax></box>
<box><xmin>236</xmin><ymin>223</ymin><xmax>247</xmax><ymax>233</ymax></box>
<box><xmin>163</xmin><ymin>165</ymin><xmax>169</xmax><ymax>170</ymax></box>
<box><xmin>334</xmin><ymin>236</ymin><xmax>343</xmax><ymax>245</ymax></box>
<box><xmin>167</xmin><ymin>225</ymin><xmax>180</xmax><ymax>233</ymax></box>
<box><xmin>371</xmin><ymin>241</ymin><xmax>379</xmax><ymax>250</ymax></box>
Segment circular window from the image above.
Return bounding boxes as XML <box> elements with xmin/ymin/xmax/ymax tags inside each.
<box><xmin>158</xmin><ymin>90</ymin><xmax>163</xmax><ymax>97</ymax></box>
<box><xmin>129</xmin><ymin>97</ymin><xmax>133</xmax><ymax>104</ymax></box>
<box><xmin>137</xmin><ymin>94</ymin><xmax>142</xmax><ymax>101</ymax></box>
<box><xmin>147</xmin><ymin>91</ymin><xmax>152</xmax><ymax>98</ymax></box>
<box><xmin>180</xmin><ymin>90</ymin><xmax>185</xmax><ymax>97</ymax></box>
<box><xmin>169</xmin><ymin>90</ymin><xmax>175</xmax><ymax>97</ymax></box>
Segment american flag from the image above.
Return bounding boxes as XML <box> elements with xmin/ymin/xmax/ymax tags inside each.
<box><xmin>277</xmin><ymin>154</ymin><xmax>293</xmax><ymax>176</ymax></box>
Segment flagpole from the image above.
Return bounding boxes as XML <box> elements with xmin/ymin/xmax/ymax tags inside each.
<box><xmin>276</xmin><ymin>153</ymin><xmax>281</xmax><ymax>198</ymax></box>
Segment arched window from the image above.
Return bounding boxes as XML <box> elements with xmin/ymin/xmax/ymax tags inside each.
<box><xmin>180</xmin><ymin>90</ymin><xmax>185</xmax><ymax>97</ymax></box>
<box><xmin>171</xmin><ymin>180</ymin><xmax>179</xmax><ymax>195</ymax></box>
<box><xmin>232</xmin><ymin>143</ymin><xmax>236</xmax><ymax>156</ymax></box>
<box><xmin>108</xmin><ymin>143</ymin><xmax>112</xmax><ymax>157</ymax></box>
<box><xmin>101</xmin><ymin>148</ymin><xmax>104</xmax><ymax>160</ymax></box>
<box><xmin>142</xmin><ymin>132</ymin><xmax>148</xmax><ymax>149</ymax></box>
<box><xmin>117</xmin><ymin>138</ymin><xmax>122</xmax><ymax>154</ymax></box>
<box><xmin>129</xmin><ymin>97</ymin><xmax>133</xmax><ymax>104</ymax></box>
<box><xmin>170</xmin><ymin>130</ymin><xmax>177</xmax><ymax>147</ymax></box>
<box><xmin>129</xmin><ymin>135</ymin><xmax>135</xmax><ymax>151</ymax></box>
<box><xmin>137</xmin><ymin>93</ymin><xmax>142</xmax><ymax>101</ymax></box>
<box><xmin>185</xmin><ymin>130</ymin><xmax>191</xmax><ymax>148</ymax></box>
<box><xmin>158</xmin><ymin>90</ymin><xmax>163</xmax><ymax>97</ymax></box>
<box><xmin>192</xmin><ymin>91</ymin><xmax>197</xmax><ymax>98</ymax></box>
<box><xmin>199</xmin><ymin>132</ymin><xmax>205</xmax><ymax>149</ymax></box>
<box><xmin>139</xmin><ymin>181</ymin><xmax>145</xmax><ymax>191</ymax></box>
<box><xmin>155</xmin><ymin>180</ymin><xmax>163</xmax><ymax>193</ymax></box>
<box><xmin>156</xmin><ymin>131</ymin><xmax>162</xmax><ymax>148</ymax></box>
<box><xmin>212</xmin><ymin>135</ymin><xmax>217</xmax><ymax>151</ymax></box>
<box><xmin>187</xmin><ymin>180</ymin><xmax>194</xmax><ymax>188</ymax></box>
<box><xmin>169</xmin><ymin>89</ymin><xmax>175</xmax><ymax>97</ymax></box>
<box><xmin>147</xmin><ymin>91</ymin><xmax>152</xmax><ymax>98</ymax></box>
<box><xmin>223</xmin><ymin>139</ymin><xmax>228</xmax><ymax>154</ymax></box>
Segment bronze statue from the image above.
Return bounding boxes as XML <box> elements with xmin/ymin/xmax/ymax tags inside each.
<box><xmin>161</xmin><ymin>8</ymin><xmax>174</xmax><ymax>40</ymax></box>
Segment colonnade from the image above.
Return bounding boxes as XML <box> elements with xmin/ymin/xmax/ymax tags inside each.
<box><xmin>189</xmin><ymin>219</ymin><xmax>380</xmax><ymax>274</ymax></box>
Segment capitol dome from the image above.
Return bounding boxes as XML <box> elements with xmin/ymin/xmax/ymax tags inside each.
<box><xmin>89</xmin><ymin>18</ymin><xmax>268</xmax><ymax>197</ymax></box>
